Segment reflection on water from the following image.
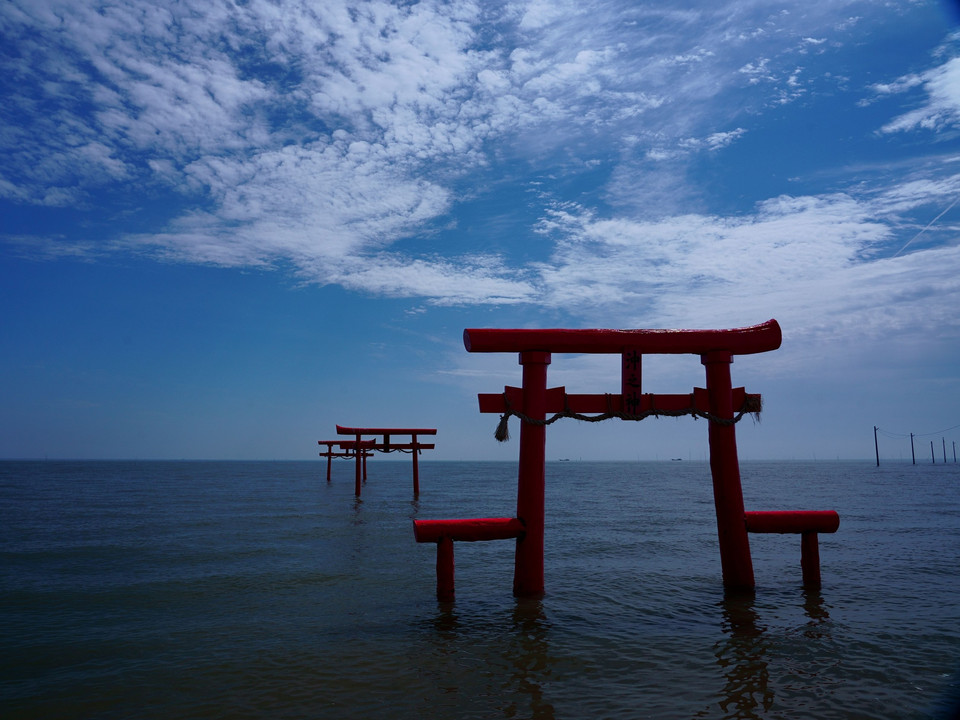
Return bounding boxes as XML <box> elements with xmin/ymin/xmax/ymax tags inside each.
<box><xmin>712</xmin><ymin>590</ymin><xmax>833</xmax><ymax>719</ymax></box>
<box><xmin>715</xmin><ymin>592</ymin><xmax>774</xmax><ymax>718</ymax></box>
<box><xmin>801</xmin><ymin>589</ymin><xmax>831</xmax><ymax>638</ymax></box>
<box><xmin>505</xmin><ymin>599</ymin><xmax>556</xmax><ymax>720</ymax></box>
<box><xmin>428</xmin><ymin>599</ymin><xmax>556</xmax><ymax>720</ymax></box>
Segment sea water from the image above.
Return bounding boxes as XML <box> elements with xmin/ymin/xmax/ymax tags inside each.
<box><xmin>1</xmin><ymin>459</ymin><xmax>958</xmax><ymax>719</ymax></box>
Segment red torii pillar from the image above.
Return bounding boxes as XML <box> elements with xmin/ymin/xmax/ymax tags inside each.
<box><xmin>515</xmin><ymin>352</ymin><xmax>549</xmax><ymax>597</ymax></box>
<box><xmin>702</xmin><ymin>350</ymin><xmax>754</xmax><ymax>589</ymax></box>
<box><xmin>336</xmin><ymin>426</ymin><xmax>437</xmax><ymax>496</ymax></box>
<box><xmin>463</xmin><ymin>319</ymin><xmax>783</xmax><ymax>595</ymax></box>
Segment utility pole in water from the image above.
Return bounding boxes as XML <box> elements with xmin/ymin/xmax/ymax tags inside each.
<box><xmin>931</xmin><ymin>440</ymin><xmax>935</xmax><ymax>464</ymax></box>
<box><xmin>910</xmin><ymin>432</ymin><xmax>916</xmax><ymax>465</ymax></box>
<box><xmin>874</xmin><ymin>426</ymin><xmax>880</xmax><ymax>467</ymax></box>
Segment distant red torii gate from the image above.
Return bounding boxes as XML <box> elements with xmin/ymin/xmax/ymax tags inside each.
<box><xmin>414</xmin><ymin>319</ymin><xmax>840</xmax><ymax>601</ymax></box>
<box><xmin>336</xmin><ymin>425</ymin><xmax>437</xmax><ymax>496</ymax></box>
<box><xmin>317</xmin><ymin>440</ymin><xmax>374</xmax><ymax>483</ymax></box>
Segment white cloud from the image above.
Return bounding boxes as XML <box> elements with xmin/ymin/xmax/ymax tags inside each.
<box><xmin>332</xmin><ymin>254</ymin><xmax>536</xmax><ymax>305</ymax></box>
<box><xmin>2</xmin><ymin>0</ymin><xmax>959</xmax><ymax>330</ymax></box>
<box><xmin>679</xmin><ymin>128</ymin><xmax>747</xmax><ymax>151</ymax></box>
<box><xmin>529</xmin><ymin>179</ymin><xmax>959</xmax><ymax>351</ymax></box>
<box><xmin>880</xmin><ymin>57</ymin><xmax>960</xmax><ymax>133</ymax></box>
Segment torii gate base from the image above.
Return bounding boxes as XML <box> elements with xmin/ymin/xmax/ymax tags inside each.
<box><xmin>414</xmin><ymin>320</ymin><xmax>840</xmax><ymax>601</ymax></box>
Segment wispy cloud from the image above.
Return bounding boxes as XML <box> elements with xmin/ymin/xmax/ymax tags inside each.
<box><xmin>878</xmin><ymin>56</ymin><xmax>960</xmax><ymax>134</ymax></box>
<box><xmin>531</xmin><ymin>180</ymin><xmax>960</xmax><ymax>334</ymax></box>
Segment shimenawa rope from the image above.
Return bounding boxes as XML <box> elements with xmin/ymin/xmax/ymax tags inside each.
<box><xmin>493</xmin><ymin>394</ymin><xmax>761</xmax><ymax>442</ymax></box>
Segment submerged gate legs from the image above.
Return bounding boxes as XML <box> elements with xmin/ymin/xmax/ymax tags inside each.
<box><xmin>413</xmin><ymin>320</ymin><xmax>840</xmax><ymax>600</ymax></box>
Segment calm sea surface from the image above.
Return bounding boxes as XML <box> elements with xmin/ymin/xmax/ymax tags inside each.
<box><xmin>2</xmin><ymin>459</ymin><xmax>959</xmax><ymax>719</ymax></box>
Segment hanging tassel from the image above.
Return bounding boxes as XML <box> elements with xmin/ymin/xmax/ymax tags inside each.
<box><xmin>494</xmin><ymin>413</ymin><xmax>511</xmax><ymax>442</ymax></box>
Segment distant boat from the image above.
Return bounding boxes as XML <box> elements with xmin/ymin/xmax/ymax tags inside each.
<box><xmin>671</xmin><ymin>458</ymin><xmax>682</xmax><ymax>461</ymax></box>
<box><xmin>558</xmin><ymin>458</ymin><xmax>570</xmax><ymax>462</ymax></box>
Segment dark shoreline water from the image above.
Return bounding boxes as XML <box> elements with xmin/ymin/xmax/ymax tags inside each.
<box><xmin>2</xmin><ymin>460</ymin><xmax>959</xmax><ymax>719</ymax></box>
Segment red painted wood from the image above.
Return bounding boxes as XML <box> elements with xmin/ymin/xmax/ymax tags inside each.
<box><xmin>413</xmin><ymin>517</ymin><xmax>525</xmax><ymax>543</ymax></box>
<box><xmin>800</xmin><ymin>532</ymin><xmax>822</xmax><ymax>589</ymax></box>
<box><xmin>415</xmin><ymin>518</ymin><xmax>524</xmax><ymax>601</ymax></box>
<box><xmin>334</xmin><ymin>427</ymin><xmax>436</xmax><ymax>495</ymax></box>
<box><xmin>744</xmin><ymin>510</ymin><xmax>840</xmax><ymax>534</ymax></box>
<box><xmin>412</xmin><ymin>434</ymin><xmax>420</xmax><ymax>495</ymax></box>
<box><xmin>336</xmin><ymin>425</ymin><xmax>437</xmax><ymax>436</ymax></box>
<box><xmin>318</xmin><ymin>440</ymin><xmax>370</xmax><ymax>482</ymax></box>
<box><xmin>416</xmin><ymin>317</ymin><xmax>838</xmax><ymax>596</ymax></box>
<box><xmin>477</xmin><ymin>388</ymin><xmax>759</xmax><ymax>416</ymax></box>
<box><xmin>437</xmin><ymin>536</ymin><xmax>455</xmax><ymax>601</ymax></box>
<box><xmin>702</xmin><ymin>350</ymin><xmax>755</xmax><ymax>590</ymax></box>
<box><xmin>464</xmin><ymin>319</ymin><xmax>781</xmax><ymax>355</ymax></box>
<box><xmin>622</xmin><ymin>350</ymin><xmax>642</xmax><ymax>413</ymax></box>
<box><xmin>514</xmin><ymin>351</ymin><xmax>550</xmax><ymax>598</ymax></box>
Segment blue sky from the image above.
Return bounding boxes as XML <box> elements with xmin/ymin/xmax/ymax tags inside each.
<box><xmin>2</xmin><ymin>0</ymin><xmax>959</xmax><ymax>461</ymax></box>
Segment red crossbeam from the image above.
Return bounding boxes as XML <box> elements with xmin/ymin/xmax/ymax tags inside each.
<box><xmin>413</xmin><ymin>518</ymin><xmax>525</xmax><ymax>601</ymax></box>
<box><xmin>744</xmin><ymin>510</ymin><xmax>840</xmax><ymax>589</ymax></box>
<box><xmin>413</xmin><ymin>517</ymin><xmax>525</xmax><ymax>543</ymax></box>
<box><xmin>464</xmin><ymin>319</ymin><xmax>781</xmax><ymax>355</ymax></box>
<box><xmin>478</xmin><ymin>386</ymin><xmax>759</xmax><ymax>415</ymax></box>
<box><xmin>324</xmin><ymin>439</ymin><xmax>377</xmax><ymax>449</ymax></box>
<box><xmin>744</xmin><ymin>510</ymin><xmax>839</xmax><ymax>534</ymax></box>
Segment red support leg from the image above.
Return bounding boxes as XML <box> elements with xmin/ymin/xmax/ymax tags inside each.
<box><xmin>437</xmin><ymin>536</ymin><xmax>455</xmax><ymax>601</ymax></box>
<box><xmin>702</xmin><ymin>350</ymin><xmax>755</xmax><ymax>590</ymax></box>
<box><xmin>800</xmin><ymin>532</ymin><xmax>822</xmax><ymax>589</ymax></box>
<box><xmin>513</xmin><ymin>351</ymin><xmax>550</xmax><ymax>598</ymax></box>
<box><xmin>412</xmin><ymin>434</ymin><xmax>420</xmax><ymax>496</ymax></box>
<box><xmin>326</xmin><ymin>454</ymin><xmax>332</xmax><ymax>482</ymax></box>
<box><xmin>354</xmin><ymin>445</ymin><xmax>363</xmax><ymax>497</ymax></box>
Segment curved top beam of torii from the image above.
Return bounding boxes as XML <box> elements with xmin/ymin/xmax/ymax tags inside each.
<box><xmin>463</xmin><ymin>319</ymin><xmax>781</xmax><ymax>356</ymax></box>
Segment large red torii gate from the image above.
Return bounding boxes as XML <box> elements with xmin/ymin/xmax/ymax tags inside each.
<box><xmin>414</xmin><ymin>319</ymin><xmax>839</xmax><ymax>601</ymax></box>
<box><xmin>336</xmin><ymin>425</ymin><xmax>437</xmax><ymax>496</ymax></box>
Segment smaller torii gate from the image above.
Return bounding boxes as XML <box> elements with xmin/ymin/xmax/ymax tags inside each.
<box><xmin>336</xmin><ymin>425</ymin><xmax>437</xmax><ymax>496</ymax></box>
<box><xmin>414</xmin><ymin>319</ymin><xmax>840</xmax><ymax>601</ymax></box>
<box><xmin>318</xmin><ymin>440</ymin><xmax>374</xmax><ymax>484</ymax></box>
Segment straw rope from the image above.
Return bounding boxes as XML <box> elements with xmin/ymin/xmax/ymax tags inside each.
<box><xmin>493</xmin><ymin>394</ymin><xmax>761</xmax><ymax>442</ymax></box>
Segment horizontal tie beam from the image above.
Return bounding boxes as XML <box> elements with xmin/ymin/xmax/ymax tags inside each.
<box><xmin>413</xmin><ymin>517</ymin><xmax>525</xmax><ymax>543</ymax></box>
<box><xmin>478</xmin><ymin>386</ymin><xmax>758</xmax><ymax>416</ymax></box>
<box><xmin>744</xmin><ymin>510</ymin><xmax>840</xmax><ymax>535</ymax></box>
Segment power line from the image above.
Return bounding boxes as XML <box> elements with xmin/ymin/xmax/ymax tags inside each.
<box><xmin>876</xmin><ymin>422</ymin><xmax>960</xmax><ymax>438</ymax></box>
<box><xmin>874</xmin><ymin>424</ymin><xmax>959</xmax><ymax>465</ymax></box>
<box><xmin>912</xmin><ymin>423</ymin><xmax>960</xmax><ymax>437</ymax></box>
